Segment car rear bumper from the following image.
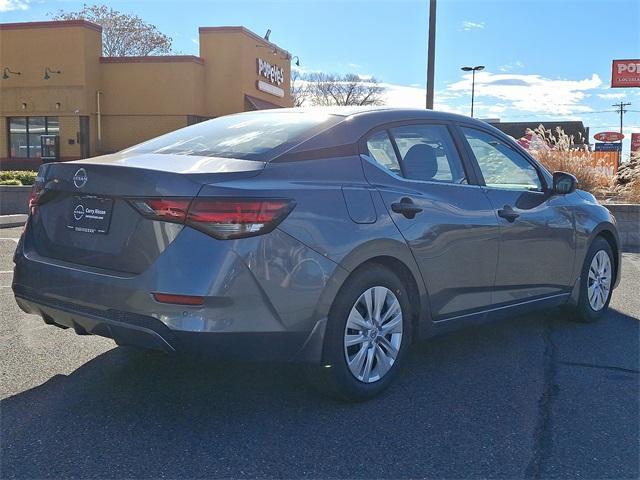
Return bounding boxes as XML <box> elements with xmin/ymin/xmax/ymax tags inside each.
<box><xmin>13</xmin><ymin>224</ymin><xmax>340</xmax><ymax>362</ymax></box>
<box><xmin>14</xmin><ymin>288</ymin><xmax>322</xmax><ymax>361</ymax></box>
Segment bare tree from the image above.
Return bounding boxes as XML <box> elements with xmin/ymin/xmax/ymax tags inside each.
<box><xmin>290</xmin><ymin>70</ymin><xmax>307</xmax><ymax>107</ymax></box>
<box><xmin>302</xmin><ymin>73</ymin><xmax>385</xmax><ymax>106</ymax></box>
<box><xmin>50</xmin><ymin>4</ymin><xmax>172</xmax><ymax>56</ymax></box>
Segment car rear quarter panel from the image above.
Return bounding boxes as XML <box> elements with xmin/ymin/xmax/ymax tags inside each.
<box><xmin>260</xmin><ymin>156</ymin><xmax>431</xmax><ymax>338</ymax></box>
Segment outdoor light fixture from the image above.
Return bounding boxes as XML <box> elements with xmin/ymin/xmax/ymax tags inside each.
<box><xmin>2</xmin><ymin>67</ymin><xmax>21</xmax><ymax>79</ymax></box>
<box><xmin>290</xmin><ymin>55</ymin><xmax>301</xmax><ymax>67</ymax></box>
<box><xmin>44</xmin><ymin>67</ymin><xmax>62</xmax><ymax>80</ymax></box>
<box><xmin>460</xmin><ymin>65</ymin><xmax>485</xmax><ymax>117</ymax></box>
<box><xmin>264</xmin><ymin>29</ymin><xmax>271</xmax><ymax>41</ymax></box>
<box><xmin>256</xmin><ymin>45</ymin><xmax>278</xmax><ymax>56</ymax></box>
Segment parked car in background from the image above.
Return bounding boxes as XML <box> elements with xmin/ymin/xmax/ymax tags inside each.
<box><xmin>13</xmin><ymin>107</ymin><xmax>621</xmax><ymax>401</ymax></box>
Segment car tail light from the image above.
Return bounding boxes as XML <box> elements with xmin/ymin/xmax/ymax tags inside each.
<box><xmin>129</xmin><ymin>197</ymin><xmax>295</xmax><ymax>240</ymax></box>
<box><xmin>153</xmin><ymin>293</ymin><xmax>204</xmax><ymax>306</ymax></box>
<box><xmin>129</xmin><ymin>198</ymin><xmax>191</xmax><ymax>222</ymax></box>
<box><xmin>28</xmin><ymin>180</ymin><xmax>45</xmax><ymax>213</ymax></box>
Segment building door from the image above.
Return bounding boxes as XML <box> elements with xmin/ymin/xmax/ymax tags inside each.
<box><xmin>79</xmin><ymin>116</ymin><xmax>90</xmax><ymax>158</ymax></box>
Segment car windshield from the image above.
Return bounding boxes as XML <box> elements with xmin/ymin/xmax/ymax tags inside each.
<box><xmin>122</xmin><ymin>111</ymin><xmax>340</xmax><ymax>161</ymax></box>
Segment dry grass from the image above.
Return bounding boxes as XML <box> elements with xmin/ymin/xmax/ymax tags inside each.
<box><xmin>625</xmin><ymin>181</ymin><xmax>640</xmax><ymax>203</ymax></box>
<box><xmin>616</xmin><ymin>151</ymin><xmax>640</xmax><ymax>203</ymax></box>
<box><xmin>532</xmin><ymin>150</ymin><xmax>614</xmax><ymax>197</ymax></box>
<box><xmin>525</xmin><ymin>125</ymin><xmax>615</xmax><ymax>197</ymax></box>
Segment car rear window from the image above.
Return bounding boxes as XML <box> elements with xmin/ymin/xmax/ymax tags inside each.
<box><xmin>122</xmin><ymin>111</ymin><xmax>341</xmax><ymax>161</ymax></box>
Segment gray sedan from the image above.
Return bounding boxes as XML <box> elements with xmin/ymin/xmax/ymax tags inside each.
<box><xmin>13</xmin><ymin>107</ymin><xmax>621</xmax><ymax>400</ymax></box>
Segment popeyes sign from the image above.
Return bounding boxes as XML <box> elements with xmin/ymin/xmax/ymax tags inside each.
<box><xmin>612</xmin><ymin>60</ymin><xmax>640</xmax><ymax>87</ymax></box>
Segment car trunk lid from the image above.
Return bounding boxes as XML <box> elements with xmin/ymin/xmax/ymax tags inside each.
<box><xmin>27</xmin><ymin>153</ymin><xmax>265</xmax><ymax>274</ymax></box>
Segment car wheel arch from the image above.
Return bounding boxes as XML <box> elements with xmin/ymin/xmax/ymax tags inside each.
<box><xmin>314</xmin><ymin>240</ymin><xmax>432</xmax><ymax>342</ymax></box>
<box><xmin>593</xmin><ymin>226</ymin><xmax>620</xmax><ymax>285</ymax></box>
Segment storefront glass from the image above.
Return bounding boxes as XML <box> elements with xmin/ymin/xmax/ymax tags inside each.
<box><xmin>7</xmin><ymin>116</ymin><xmax>59</xmax><ymax>158</ymax></box>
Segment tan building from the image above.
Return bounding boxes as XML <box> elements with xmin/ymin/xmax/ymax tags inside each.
<box><xmin>0</xmin><ymin>20</ymin><xmax>293</xmax><ymax>170</ymax></box>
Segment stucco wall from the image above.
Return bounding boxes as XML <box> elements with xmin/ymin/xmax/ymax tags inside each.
<box><xmin>1</xmin><ymin>21</ymin><xmax>293</xmax><ymax>168</ymax></box>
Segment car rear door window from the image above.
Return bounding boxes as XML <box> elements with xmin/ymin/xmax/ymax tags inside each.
<box><xmin>389</xmin><ymin>124</ymin><xmax>466</xmax><ymax>184</ymax></box>
<box><xmin>461</xmin><ymin>128</ymin><xmax>543</xmax><ymax>191</ymax></box>
<box><xmin>366</xmin><ymin>131</ymin><xmax>402</xmax><ymax>175</ymax></box>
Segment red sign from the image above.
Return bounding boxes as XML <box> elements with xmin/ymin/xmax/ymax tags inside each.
<box><xmin>594</xmin><ymin>131</ymin><xmax>624</xmax><ymax>142</ymax></box>
<box><xmin>612</xmin><ymin>60</ymin><xmax>640</xmax><ymax>87</ymax></box>
<box><xmin>631</xmin><ymin>133</ymin><xmax>640</xmax><ymax>154</ymax></box>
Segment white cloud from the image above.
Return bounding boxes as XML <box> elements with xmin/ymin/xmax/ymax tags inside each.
<box><xmin>358</xmin><ymin>74</ymin><xmax>373</xmax><ymax>81</ymax></box>
<box><xmin>498</xmin><ymin>61</ymin><xmax>525</xmax><ymax>72</ymax></box>
<box><xmin>379</xmin><ymin>83</ymin><xmax>468</xmax><ymax>115</ymax></box>
<box><xmin>597</xmin><ymin>92</ymin><xmax>626</xmax><ymax>99</ymax></box>
<box><xmin>447</xmin><ymin>71</ymin><xmax>603</xmax><ymax>115</ymax></box>
<box><xmin>190</xmin><ymin>38</ymin><xmax>199</xmax><ymax>46</ymax></box>
<box><xmin>0</xmin><ymin>0</ymin><xmax>28</xmax><ymax>11</ymax></box>
<box><xmin>461</xmin><ymin>21</ymin><xmax>485</xmax><ymax>30</ymax></box>
<box><xmin>377</xmin><ymin>71</ymin><xmax>603</xmax><ymax>119</ymax></box>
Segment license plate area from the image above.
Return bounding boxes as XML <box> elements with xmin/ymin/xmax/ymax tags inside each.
<box><xmin>66</xmin><ymin>195</ymin><xmax>114</xmax><ymax>234</ymax></box>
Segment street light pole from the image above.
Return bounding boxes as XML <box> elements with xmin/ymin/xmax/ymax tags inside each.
<box><xmin>461</xmin><ymin>65</ymin><xmax>484</xmax><ymax>117</ymax></box>
<box><xmin>426</xmin><ymin>0</ymin><xmax>437</xmax><ymax>109</ymax></box>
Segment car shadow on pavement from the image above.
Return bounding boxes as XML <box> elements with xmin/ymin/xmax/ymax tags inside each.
<box><xmin>1</xmin><ymin>309</ymin><xmax>638</xmax><ymax>479</ymax></box>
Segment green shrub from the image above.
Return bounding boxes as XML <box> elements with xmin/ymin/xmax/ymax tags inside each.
<box><xmin>0</xmin><ymin>170</ymin><xmax>38</xmax><ymax>186</ymax></box>
<box><xmin>0</xmin><ymin>179</ymin><xmax>23</xmax><ymax>186</ymax></box>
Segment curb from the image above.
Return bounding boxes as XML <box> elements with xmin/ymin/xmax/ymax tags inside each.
<box><xmin>0</xmin><ymin>214</ymin><xmax>28</xmax><ymax>229</ymax></box>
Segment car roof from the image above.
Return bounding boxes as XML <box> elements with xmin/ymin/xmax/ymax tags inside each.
<box><xmin>234</xmin><ymin>106</ymin><xmax>480</xmax><ymax>124</ymax></box>
<box><xmin>270</xmin><ymin>106</ymin><xmax>520</xmax><ymax>163</ymax></box>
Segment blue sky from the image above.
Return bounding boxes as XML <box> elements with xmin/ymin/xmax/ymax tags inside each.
<box><xmin>2</xmin><ymin>0</ymin><xmax>639</xmax><ymax>155</ymax></box>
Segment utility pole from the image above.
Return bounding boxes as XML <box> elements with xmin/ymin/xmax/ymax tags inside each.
<box><xmin>612</xmin><ymin>102</ymin><xmax>631</xmax><ymax>137</ymax></box>
<box><xmin>612</xmin><ymin>102</ymin><xmax>630</xmax><ymax>167</ymax></box>
<box><xmin>426</xmin><ymin>0</ymin><xmax>436</xmax><ymax>109</ymax></box>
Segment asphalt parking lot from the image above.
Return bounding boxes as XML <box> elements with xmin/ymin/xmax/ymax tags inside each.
<box><xmin>1</xmin><ymin>225</ymin><xmax>638</xmax><ymax>479</ymax></box>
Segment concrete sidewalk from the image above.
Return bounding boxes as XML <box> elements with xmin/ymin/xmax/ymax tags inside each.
<box><xmin>0</xmin><ymin>214</ymin><xmax>27</xmax><ymax>229</ymax></box>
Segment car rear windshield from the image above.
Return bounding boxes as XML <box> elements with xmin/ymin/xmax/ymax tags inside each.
<box><xmin>122</xmin><ymin>111</ymin><xmax>341</xmax><ymax>161</ymax></box>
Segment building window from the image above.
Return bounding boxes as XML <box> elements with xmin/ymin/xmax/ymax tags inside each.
<box><xmin>8</xmin><ymin>116</ymin><xmax>59</xmax><ymax>158</ymax></box>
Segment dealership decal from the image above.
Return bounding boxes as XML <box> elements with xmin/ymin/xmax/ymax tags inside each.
<box><xmin>73</xmin><ymin>168</ymin><xmax>88</xmax><ymax>189</ymax></box>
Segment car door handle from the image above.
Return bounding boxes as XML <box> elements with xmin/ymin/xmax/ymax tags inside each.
<box><xmin>497</xmin><ymin>205</ymin><xmax>519</xmax><ymax>222</ymax></box>
<box><xmin>391</xmin><ymin>198</ymin><xmax>423</xmax><ymax>219</ymax></box>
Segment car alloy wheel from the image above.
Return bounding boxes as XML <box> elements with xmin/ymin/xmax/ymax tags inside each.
<box><xmin>587</xmin><ymin>249</ymin><xmax>612</xmax><ymax>311</ymax></box>
<box><xmin>343</xmin><ymin>286</ymin><xmax>403</xmax><ymax>383</ymax></box>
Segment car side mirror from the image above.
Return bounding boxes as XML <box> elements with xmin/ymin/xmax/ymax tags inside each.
<box><xmin>552</xmin><ymin>171</ymin><xmax>577</xmax><ymax>195</ymax></box>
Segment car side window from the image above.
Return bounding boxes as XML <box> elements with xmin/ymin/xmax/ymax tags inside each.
<box><xmin>462</xmin><ymin>127</ymin><xmax>543</xmax><ymax>191</ymax></box>
<box><xmin>366</xmin><ymin>131</ymin><xmax>402</xmax><ymax>175</ymax></box>
<box><xmin>389</xmin><ymin>124</ymin><xmax>467</xmax><ymax>184</ymax></box>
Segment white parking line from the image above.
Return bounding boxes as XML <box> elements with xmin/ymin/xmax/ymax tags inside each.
<box><xmin>0</xmin><ymin>238</ymin><xmax>19</xmax><ymax>243</ymax></box>
<box><xmin>0</xmin><ymin>270</ymin><xmax>13</xmax><ymax>274</ymax></box>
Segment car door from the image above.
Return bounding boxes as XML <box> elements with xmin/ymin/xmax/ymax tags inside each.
<box><xmin>361</xmin><ymin>122</ymin><xmax>500</xmax><ymax>320</ymax></box>
<box><xmin>457</xmin><ymin>125</ymin><xmax>576</xmax><ymax>305</ymax></box>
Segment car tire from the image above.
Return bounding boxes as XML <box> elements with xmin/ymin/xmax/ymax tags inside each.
<box><xmin>305</xmin><ymin>263</ymin><xmax>413</xmax><ymax>401</ymax></box>
<box><xmin>569</xmin><ymin>236</ymin><xmax>615</xmax><ymax>323</ymax></box>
